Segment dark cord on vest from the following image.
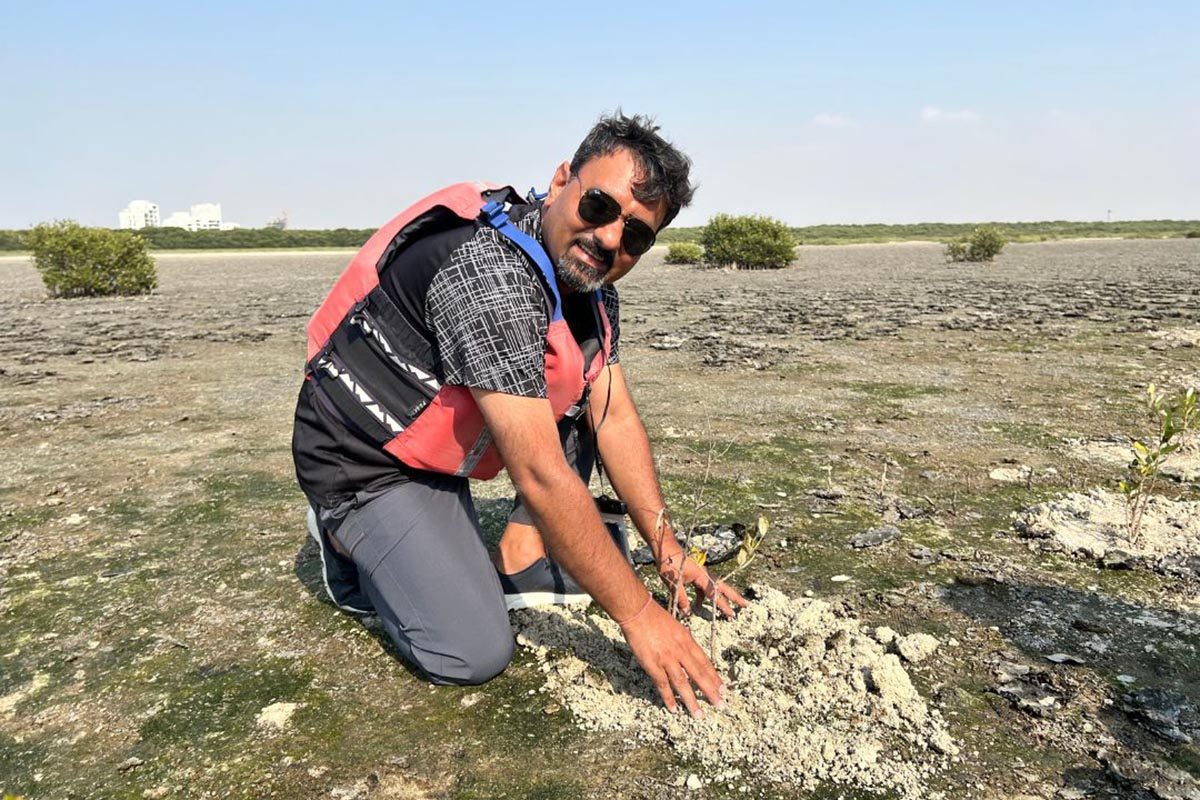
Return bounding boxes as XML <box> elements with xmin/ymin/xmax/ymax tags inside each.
<box><xmin>589</xmin><ymin>362</ymin><xmax>614</xmax><ymax>490</ymax></box>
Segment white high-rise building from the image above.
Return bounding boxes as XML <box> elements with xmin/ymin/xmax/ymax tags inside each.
<box><xmin>162</xmin><ymin>211</ymin><xmax>193</xmax><ymax>229</ymax></box>
<box><xmin>189</xmin><ymin>203</ymin><xmax>222</xmax><ymax>231</ymax></box>
<box><xmin>118</xmin><ymin>200</ymin><xmax>160</xmax><ymax>229</ymax></box>
<box><xmin>161</xmin><ymin>202</ymin><xmax>231</xmax><ymax>231</ymax></box>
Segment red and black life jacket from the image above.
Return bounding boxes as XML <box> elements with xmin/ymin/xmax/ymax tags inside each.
<box><xmin>302</xmin><ymin>182</ymin><xmax>611</xmax><ymax>481</ymax></box>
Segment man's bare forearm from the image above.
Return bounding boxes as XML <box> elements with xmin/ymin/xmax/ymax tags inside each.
<box><xmin>470</xmin><ymin>388</ymin><xmax>648</xmax><ymax>621</ymax></box>
<box><xmin>514</xmin><ymin>457</ymin><xmax>649</xmax><ymax>619</ymax></box>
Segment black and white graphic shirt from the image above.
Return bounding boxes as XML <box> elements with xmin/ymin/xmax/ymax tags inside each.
<box><xmin>425</xmin><ymin>206</ymin><xmax>620</xmax><ymax>399</ymax></box>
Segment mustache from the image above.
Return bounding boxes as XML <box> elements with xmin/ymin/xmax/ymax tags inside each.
<box><xmin>573</xmin><ymin>236</ymin><xmax>614</xmax><ymax>269</ymax></box>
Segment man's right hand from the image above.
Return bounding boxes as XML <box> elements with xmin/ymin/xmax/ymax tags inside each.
<box><xmin>619</xmin><ymin>598</ymin><xmax>725</xmax><ymax>718</ymax></box>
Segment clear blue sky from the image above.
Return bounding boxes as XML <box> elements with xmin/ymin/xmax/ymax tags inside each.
<box><xmin>2</xmin><ymin>2</ymin><xmax>1197</xmax><ymax>229</ymax></box>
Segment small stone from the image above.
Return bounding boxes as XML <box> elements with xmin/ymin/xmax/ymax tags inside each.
<box><xmin>686</xmin><ymin>773</ymin><xmax>703</xmax><ymax>790</ymax></box>
<box><xmin>142</xmin><ymin>788</ymin><xmax>170</xmax><ymax>799</ymax></box>
<box><xmin>874</xmin><ymin>626</ymin><xmax>898</xmax><ymax>646</ymax></box>
<box><xmin>849</xmin><ymin>525</ymin><xmax>902</xmax><ymax>549</ymax></box>
<box><xmin>909</xmin><ymin>546</ymin><xmax>936</xmax><ymax>562</ymax></box>
<box><xmin>896</xmin><ymin>633</ymin><xmax>939</xmax><ymax>664</ymax></box>
<box><xmin>1100</xmin><ymin>549</ymin><xmax>1134</xmax><ymax>570</ymax></box>
<box><xmin>255</xmin><ymin>702</ymin><xmax>299</xmax><ymax>730</ymax></box>
<box><xmin>1045</xmin><ymin>653</ymin><xmax>1086</xmax><ymax>665</ymax></box>
<box><xmin>64</xmin><ymin>513</ymin><xmax>86</xmax><ymax>526</ymax></box>
<box><xmin>118</xmin><ymin>757</ymin><xmax>144</xmax><ymax>772</ymax></box>
<box><xmin>1117</xmin><ymin>674</ymin><xmax>1136</xmax><ymax>685</ymax></box>
<box><xmin>459</xmin><ymin>694</ymin><xmax>483</xmax><ymax>709</ymax></box>
<box><xmin>988</xmin><ymin>467</ymin><xmax>1026</xmax><ymax>483</ymax></box>
<box><xmin>830</xmin><ymin>575</ymin><xmax>852</xmax><ymax>583</ymax></box>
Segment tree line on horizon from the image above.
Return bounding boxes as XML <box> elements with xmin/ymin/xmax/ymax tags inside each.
<box><xmin>0</xmin><ymin>219</ymin><xmax>1197</xmax><ymax>252</ymax></box>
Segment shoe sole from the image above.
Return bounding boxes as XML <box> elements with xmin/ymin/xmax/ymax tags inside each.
<box><xmin>504</xmin><ymin>591</ymin><xmax>592</xmax><ymax>611</ymax></box>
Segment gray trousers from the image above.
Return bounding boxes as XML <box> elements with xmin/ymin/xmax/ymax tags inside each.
<box><xmin>313</xmin><ymin>418</ymin><xmax>594</xmax><ymax>685</ymax></box>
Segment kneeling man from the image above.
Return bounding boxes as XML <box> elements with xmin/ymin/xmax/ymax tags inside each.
<box><xmin>292</xmin><ymin>113</ymin><xmax>745</xmax><ymax>717</ymax></box>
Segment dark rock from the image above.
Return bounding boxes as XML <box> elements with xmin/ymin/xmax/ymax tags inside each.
<box><xmin>849</xmin><ymin>525</ymin><xmax>902</xmax><ymax>549</ymax></box>
<box><xmin>1099</xmin><ymin>549</ymin><xmax>1135</xmax><ymax>570</ymax></box>
<box><xmin>909</xmin><ymin>546</ymin><xmax>939</xmax><ymax>564</ymax></box>
<box><xmin>1070</xmin><ymin>618</ymin><xmax>1112</xmax><ymax>634</ymax></box>
<box><xmin>1123</xmin><ymin>688</ymin><xmax>1193</xmax><ymax>744</ymax></box>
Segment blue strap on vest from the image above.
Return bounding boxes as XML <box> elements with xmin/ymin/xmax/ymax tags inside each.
<box><xmin>480</xmin><ymin>200</ymin><xmax>565</xmax><ymax>323</ymax></box>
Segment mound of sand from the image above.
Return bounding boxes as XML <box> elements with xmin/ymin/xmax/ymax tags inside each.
<box><xmin>1013</xmin><ymin>489</ymin><xmax>1200</xmax><ymax>573</ymax></box>
<box><xmin>514</xmin><ymin>585</ymin><xmax>957</xmax><ymax>799</ymax></box>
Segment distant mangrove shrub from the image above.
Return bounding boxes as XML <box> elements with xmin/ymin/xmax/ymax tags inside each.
<box><xmin>28</xmin><ymin>221</ymin><xmax>157</xmax><ymax>297</ymax></box>
<box><xmin>701</xmin><ymin>214</ymin><xmax>797</xmax><ymax>269</ymax></box>
<box><xmin>1186</xmin><ymin>231</ymin><xmax>1200</xmax><ymax>239</ymax></box>
<box><xmin>945</xmin><ymin>226</ymin><xmax>1007</xmax><ymax>263</ymax></box>
<box><xmin>664</xmin><ymin>242</ymin><xmax>704</xmax><ymax>265</ymax></box>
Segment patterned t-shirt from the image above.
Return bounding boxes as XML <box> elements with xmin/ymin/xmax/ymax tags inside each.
<box><xmin>424</xmin><ymin>205</ymin><xmax>620</xmax><ymax>399</ymax></box>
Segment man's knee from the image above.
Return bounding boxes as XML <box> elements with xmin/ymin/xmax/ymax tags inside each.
<box><xmin>425</xmin><ymin>629</ymin><xmax>514</xmax><ymax>686</ymax></box>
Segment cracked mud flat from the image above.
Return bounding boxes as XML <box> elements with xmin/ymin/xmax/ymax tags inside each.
<box><xmin>3</xmin><ymin>239</ymin><xmax>1200</xmax><ymax>799</ymax></box>
<box><xmin>515</xmin><ymin>585</ymin><xmax>956</xmax><ymax>799</ymax></box>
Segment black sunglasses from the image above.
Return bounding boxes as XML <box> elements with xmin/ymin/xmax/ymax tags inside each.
<box><xmin>575</xmin><ymin>186</ymin><xmax>657</xmax><ymax>257</ymax></box>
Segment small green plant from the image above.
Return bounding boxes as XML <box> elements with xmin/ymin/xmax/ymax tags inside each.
<box><xmin>701</xmin><ymin>214</ymin><xmax>796</xmax><ymax>269</ymax></box>
<box><xmin>722</xmin><ymin>515</ymin><xmax>769</xmax><ymax>582</ymax></box>
<box><xmin>27</xmin><ymin>220</ymin><xmax>157</xmax><ymax>297</ymax></box>
<box><xmin>945</xmin><ymin>225</ymin><xmax>1006</xmax><ymax>262</ymax></box>
<box><xmin>1186</xmin><ymin>231</ymin><xmax>1200</xmax><ymax>239</ymax></box>
<box><xmin>706</xmin><ymin>515</ymin><xmax>769</xmax><ymax>660</ymax></box>
<box><xmin>664</xmin><ymin>241</ymin><xmax>704</xmax><ymax>265</ymax></box>
<box><xmin>1118</xmin><ymin>384</ymin><xmax>1198</xmax><ymax>543</ymax></box>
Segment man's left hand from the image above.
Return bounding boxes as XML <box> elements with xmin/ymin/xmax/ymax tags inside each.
<box><xmin>659</xmin><ymin>554</ymin><xmax>749</xmax><ymax>619</ymax></box>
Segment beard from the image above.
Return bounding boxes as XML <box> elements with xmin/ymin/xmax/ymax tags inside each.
<box><xmin>554</xmin><ymin>236</ymin><xmax>614</xmax><ymax>293</ymax></box>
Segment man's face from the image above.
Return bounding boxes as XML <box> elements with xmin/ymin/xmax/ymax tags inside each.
<box><xmin>540</xmin><ymin>148</ymin><xmax>667</xmax><ymax>293</ymax></box>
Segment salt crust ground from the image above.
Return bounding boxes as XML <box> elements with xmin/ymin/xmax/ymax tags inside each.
<box><xmin>1150</xmin><ymin>326</ymin><xmax>1200</xmax><ymax>348</ymax></box>
<box><xmin>514</xmin><ymin>585</ymin><xmax>957</xmax><ymax>799</ymax></box>
<box><xmin>1068</xmin><ymin>438</ymin><xmax>1200</xmax><ymax>483</ymax></box>
<box><xmin>1013</xmin><ymin>489</ymin><xmax>1200</xmax><ymax>563</ymax></box>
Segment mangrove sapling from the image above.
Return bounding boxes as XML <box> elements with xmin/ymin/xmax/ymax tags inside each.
<box><xmin>658</xmin><ymin>439</ymin><xmax>733</xmax><ymax>620</ymax></box>
<box><xmin>707</xmin><ymin>516</ymin><xmax>770</xmax><ymax>662</ymax></box>
<box><xmin>1118</xmin><ymin>385</ymin><xmax>1198</xmax><ymax>544</ymax></box>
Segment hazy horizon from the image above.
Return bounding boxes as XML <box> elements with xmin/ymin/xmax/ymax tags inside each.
<box><xmin>2</xmin><ymin>2</ymin><xmax>1197</xmax><ymax>230</ymax></box>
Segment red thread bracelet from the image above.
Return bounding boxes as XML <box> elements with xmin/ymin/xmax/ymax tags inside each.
<box><xmin>615</xmin><ymin>594</ymin><xmax>654</xmax><ymax>628</ymax></box>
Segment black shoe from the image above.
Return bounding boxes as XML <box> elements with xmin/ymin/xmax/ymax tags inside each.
<box><xmin>498</xmin><ymin>500</ymin><xmax>633</xmax><ymax>611</ymax></box>
<box><xmin>307</xmin><ymin>506</ymin><xmax>374</xmax><ymax>615</ymax></box>
<box><xmin>498</xmin><ymin>557</ymin><xmax>591</xmax><ymax>611</ymax></box>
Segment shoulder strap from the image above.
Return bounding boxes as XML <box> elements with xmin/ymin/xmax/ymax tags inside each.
<box><xmin>479</xmin><ymin>200</ymin><xmax>564</xmax><ymax>323</ymax></box>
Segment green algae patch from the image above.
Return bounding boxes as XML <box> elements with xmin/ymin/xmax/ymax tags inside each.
<box><xmin>0</xmin><ymin>731</ymin><xmax>49</xmax><ymax>798</ymax></box>
<box><xmin>842</xmin><ymin>380</ymin><xmax>952</xmax><ymax>401</ymax></box>
<box><xmin>138</xmin><ymin>658</ymin><xmax>312</xmax><ymax>747</ymax></box>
